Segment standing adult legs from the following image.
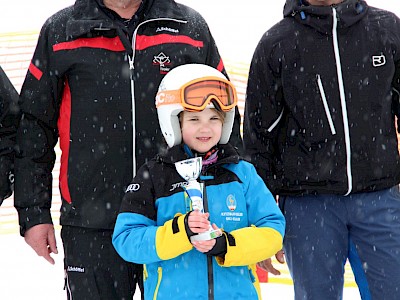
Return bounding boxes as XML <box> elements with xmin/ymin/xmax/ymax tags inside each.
<box><xmin>280</xmin><ymin>195</ymin><xmax>348</xmax><ymax>300</ymax></box>
<box><xmin>347</xmin><ymin>187</ymin><xmax>400</xmax><ymax>300</ymax></box>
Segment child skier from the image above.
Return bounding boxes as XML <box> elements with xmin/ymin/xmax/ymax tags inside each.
<box><xmin>112</xmin><ymin>64</ymin><xmax>285</xmax><ymax>299</ymax></box>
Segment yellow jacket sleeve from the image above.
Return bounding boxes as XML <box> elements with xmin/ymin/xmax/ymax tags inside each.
<box><xmin>216</xmin><ymin>226</ymin><xmax>283</xmax><ymax>267</ymax></box>
<box><xmin>155</xmin><ymin>213</ymin><xmax>193</xmax><ymax>260</ymax></box>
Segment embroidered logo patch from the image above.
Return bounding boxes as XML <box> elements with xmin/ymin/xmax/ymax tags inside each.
<box><xmin>372</xmin><ymin>54</ymin><xmax>386</xmax><ymax>67</ymax></box>
<box><xmin>170</xmin><ymin>181</ymin><xmax>188</xmax><ymax>192</ymax></box>
<box><xmin>156</xmin><ymin>27</ymin><xmax>179</xmax><ymax>34</ymax></box>
<box><xmin>226</xmin><ymin>194</ymin><xmax>237</xmax><ymax>211</ymax></box>
<box><xmin>126</xmin><ymin>183</ymin><xmax>140</xmax><ymax>192</ymax></box>
<box><xmin>67</xmin><ymin>266</ymin><xmax>85</xmax><ymax>273</ymax></box>
<box><xmin>153</xmin><ymin>52</ymin><xmax>171</xmax><ymax>74</ymax></box>
<box><xmin>220</xmin><ymin>194</ymin><xmax>242</xmax><ymax>221</ymax></box>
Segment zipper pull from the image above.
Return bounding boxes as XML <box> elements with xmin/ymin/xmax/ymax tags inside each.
<box><xmin>128</xmin><ymin>55</ymin><xmax>134</xmax><ymax>80</ymax></box>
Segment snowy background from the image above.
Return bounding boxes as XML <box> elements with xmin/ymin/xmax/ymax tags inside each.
<box><xmin>0</xmin><ymin>0</ymin><xmax>399</xmax><ymax>299</ymax></box>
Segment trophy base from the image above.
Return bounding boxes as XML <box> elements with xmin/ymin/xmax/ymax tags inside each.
<box><xmin>190</xmin><ymin>229</ymin><xmax>222</xmax><ymax>242</ymax></box>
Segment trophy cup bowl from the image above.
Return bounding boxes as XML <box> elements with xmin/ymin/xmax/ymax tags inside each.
<box><xmin>175</xmin><ymin>157</ymin><xmax>202</xmax><ymax>181</ymax></box>
<box><xmin>175</xmin><ymin>157</ymin><xmax>221</xmax><ymax>241</ymax></box>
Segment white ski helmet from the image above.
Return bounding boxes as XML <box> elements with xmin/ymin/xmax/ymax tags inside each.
<box><xmin>156</xmin><ymin>64</ymin><xmax>238</xmax><ymax>148</ymax></box>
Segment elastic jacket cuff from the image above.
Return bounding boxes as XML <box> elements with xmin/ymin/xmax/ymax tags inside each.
<box><xmin>17</xmin><ymin>207</ymin><xmax>53</xmax><ymax>236</ymax></box>
<box><xmin>205</xmin><ymin>234</ymin><xmax>227</xmax><ymax>257</ymax></box>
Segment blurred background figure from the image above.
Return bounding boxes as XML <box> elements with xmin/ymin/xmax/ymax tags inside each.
<box><xmin>0</xmin><ymin>65</ymin><xmax>18</xmax><ymax>205</ymax></box>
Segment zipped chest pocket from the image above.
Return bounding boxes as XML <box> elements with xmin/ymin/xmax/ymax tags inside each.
<box><xmin>316</xmin><ymin>74</ymin><xmax>336</xmax><ymax>136</ymax></box>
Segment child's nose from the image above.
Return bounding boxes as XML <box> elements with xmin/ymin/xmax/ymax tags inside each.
<box><xmin>199</xmin><ymin>123</ymin><xmax>212</xmax><ymax>131</ymax></box>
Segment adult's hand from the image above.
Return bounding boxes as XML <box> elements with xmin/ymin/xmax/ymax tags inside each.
<box><xmin>24</xmin><ymin>224</ymin><xmax>58</xmax><ymax>265</ymax></box>
<box><xmin>257</xmin><ymin>249</ymin><xmax>285</xmax><ymax>275</ymax></box>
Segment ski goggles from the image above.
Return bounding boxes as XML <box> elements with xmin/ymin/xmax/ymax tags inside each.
<box><xmin>156</xmin><ymin>76</ymin><xmax>238</xmax><ymax>112</ymax></box>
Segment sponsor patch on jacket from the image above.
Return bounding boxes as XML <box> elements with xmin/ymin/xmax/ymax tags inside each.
<box><xmin>126</xmin><ymin>183</ymin><xmax>140</xmax><ymax>193</ymax></box>
<box><xmin>372</xmin><ymin>54</ymin><xmax>386</xmax><ymax>67</ymax></box>
<box><xmin>153</xmin><ymin>52</ymin><xmax>172</xmax><ymax>74</ymax></box>
<box><xmin>170</xmin><ymin>181</ymin><xmax>188</xmax><ymax>192</ymax></box>
<box><xmin>221</xmin><ymin>195</ymin><xmax>242</xmax><ymax>221</ymax></box>
<box><xmin>221</xmin><ymin>211</ymin><xmax>243</xmax><ymax>222</ymax></box>
<box><xmin>67</xmin><ymin>266</ymin><xmax>85</xmax><ymax>273</ymax></box>
<box><xmin>156</xmin><ymin>26</ymin><xmax>179</xmax><ymax>34</ymax></box>
<box><xmin>226</xmin><ymin>194</ymin><xmax>237</xmax><ymax>211</ymax></box>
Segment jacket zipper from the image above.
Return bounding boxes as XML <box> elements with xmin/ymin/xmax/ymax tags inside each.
<box><xmin>143</xmin><ymin>264</ymin><xmax>148</xmax><ymax>282</ymax></box>
<box><xmin>201</xmin><ymin>178</ymin><xmax>214</xmax><ymax>300</ymax></box>
<box><xmin>332</xmin><ymin>7</ymin><xmax>352</xmax><ymax>195</ymax></box>
<box><xmin>128</xmin><ymin>54</ymin><xmax>136</xmax><ymax>177</ymax></box>
<box><xmin>128</xmin><ymin>17</ymin><xmax>187</xmax><ymax>177</ymax></box>
<box><xmin>316</xmin><ymin>74</ymin><xmax>336</xmax><ymax>135</ymax></box>
<box><xmin>153</xmin><ymin>267</ymin><xmax>162</xmax><ymax>300</ymax></box>
<box><xmin>207</xmin><ymin>256</ymin><xmax>214</xmax><ymax>300</ymax></box>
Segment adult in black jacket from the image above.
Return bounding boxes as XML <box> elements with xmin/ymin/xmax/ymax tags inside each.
<box><xmin>14</xmin><ymin>0</ymin><xmax>242</xmax><ymax>299</ymax></box>
<box><xmin>0</xmin><ymin>66</ymin><xmax>18</xmax><ymax>205</ymax></box>
<box><xmin>244</xmin><ymin>0</ymin><xmax>400</xmax><ymax>299</ymax></box>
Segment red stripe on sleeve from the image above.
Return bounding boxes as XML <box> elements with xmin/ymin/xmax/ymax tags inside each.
<box><xmin>216</xmin><ymin>59</ymin><xmax>225</xmax><ymax>72</ymax></box>
<box><xmin>29</xmin><ymin>62</ymin><xmax>43</xmax><ymax>80</ymax></box>
<box><xmin>135</xmin><ymin>34</ymin><xmax>204</xmax><ymax>51</ymax></box>
<box><xmin>53</xmin><ymin>36</ymin><xmax>125</xmax><ymax>52</ymax></box>
<box><xmin>57</xmin><ymin>80</ymin><xmax>72</xmax><ymax>204</ymax></box>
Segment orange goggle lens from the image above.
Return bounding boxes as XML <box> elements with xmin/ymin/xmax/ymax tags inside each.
<box><xmin>183</xmin><ymin>79</ymin><xmax>237</xmax><ymax>111</ymax></box>
<box><xmin>156</xmin><ymin>77</ymin><xmax>238</xmax><ymax>112</ymax></box>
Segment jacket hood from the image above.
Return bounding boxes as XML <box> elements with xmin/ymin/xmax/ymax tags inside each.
<box><xmin>283</xmin><ymin>0</ymin><xmax>368</xmax><ymax>34</ymax></box>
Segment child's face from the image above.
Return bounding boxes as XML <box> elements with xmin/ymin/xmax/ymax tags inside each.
<box><xmin>181</xmin><ymin>108</ymin><xmax>223</xmax><ymax>153</ymax></box>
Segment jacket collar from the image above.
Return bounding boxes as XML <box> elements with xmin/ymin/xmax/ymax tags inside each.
<box><xmin>283</xmin><ymin>0</ymin><xmax>368</xmax><ymax>35</ymax></box>
<box><xmin>66</xmin><ymin>0</ymin><xmax>185</xmax><ymax>39</ymax></box>
<box><xmin>156</xmin><ymin>143</ymin><xmax>241</xmax><ymax>167</ymax></box>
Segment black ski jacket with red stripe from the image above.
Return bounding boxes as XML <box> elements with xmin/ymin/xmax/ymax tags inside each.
<box><xmin>0</xmin><ymin>66</ymin><xmax>19</xmax><ymax>204</ymax></box>
<box><xmin>14</xmin><ymin>0</ymin><xmax>242</xmax><ymax>235</ymax></box>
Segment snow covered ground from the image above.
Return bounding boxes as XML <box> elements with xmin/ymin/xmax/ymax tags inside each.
<box><xmin>0</xmin><ymin>0</ymin><xmax>399</xmax><ymax>299</ymax></box>
<box><xmin>0</xmin><ymin>229</ymin><xmax>362</xmax><ymax>299</ymax></box>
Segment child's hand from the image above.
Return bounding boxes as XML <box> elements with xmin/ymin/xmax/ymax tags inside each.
<box><xmin>187</xmin><ymin>210</ymin><xmax>211</xmax><ymax>233</ymax></box>
<box><xmin>192</xmin><ymin>239</ymin><xmax>216</xmax><ymax>253</ymax></box>
<box><xmin>191</xmin><ymin>224</ymin><xmax>222</xmax><ymax>253</ymax></box>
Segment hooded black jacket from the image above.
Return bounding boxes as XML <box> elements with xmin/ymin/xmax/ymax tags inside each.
<box><xmin>244</xmin><ymin>0</ymin><xmax>400</xmax><ymax>196</ymax></box>
<box><xmin>14</xmin><ymin>0</ymin><xmax>242</xmax><ymax>234</ymax></box>
<box><xmin>0</xmin><ymin>66</ymin><xmax>19</xmax><ymax>204</ymax></box>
